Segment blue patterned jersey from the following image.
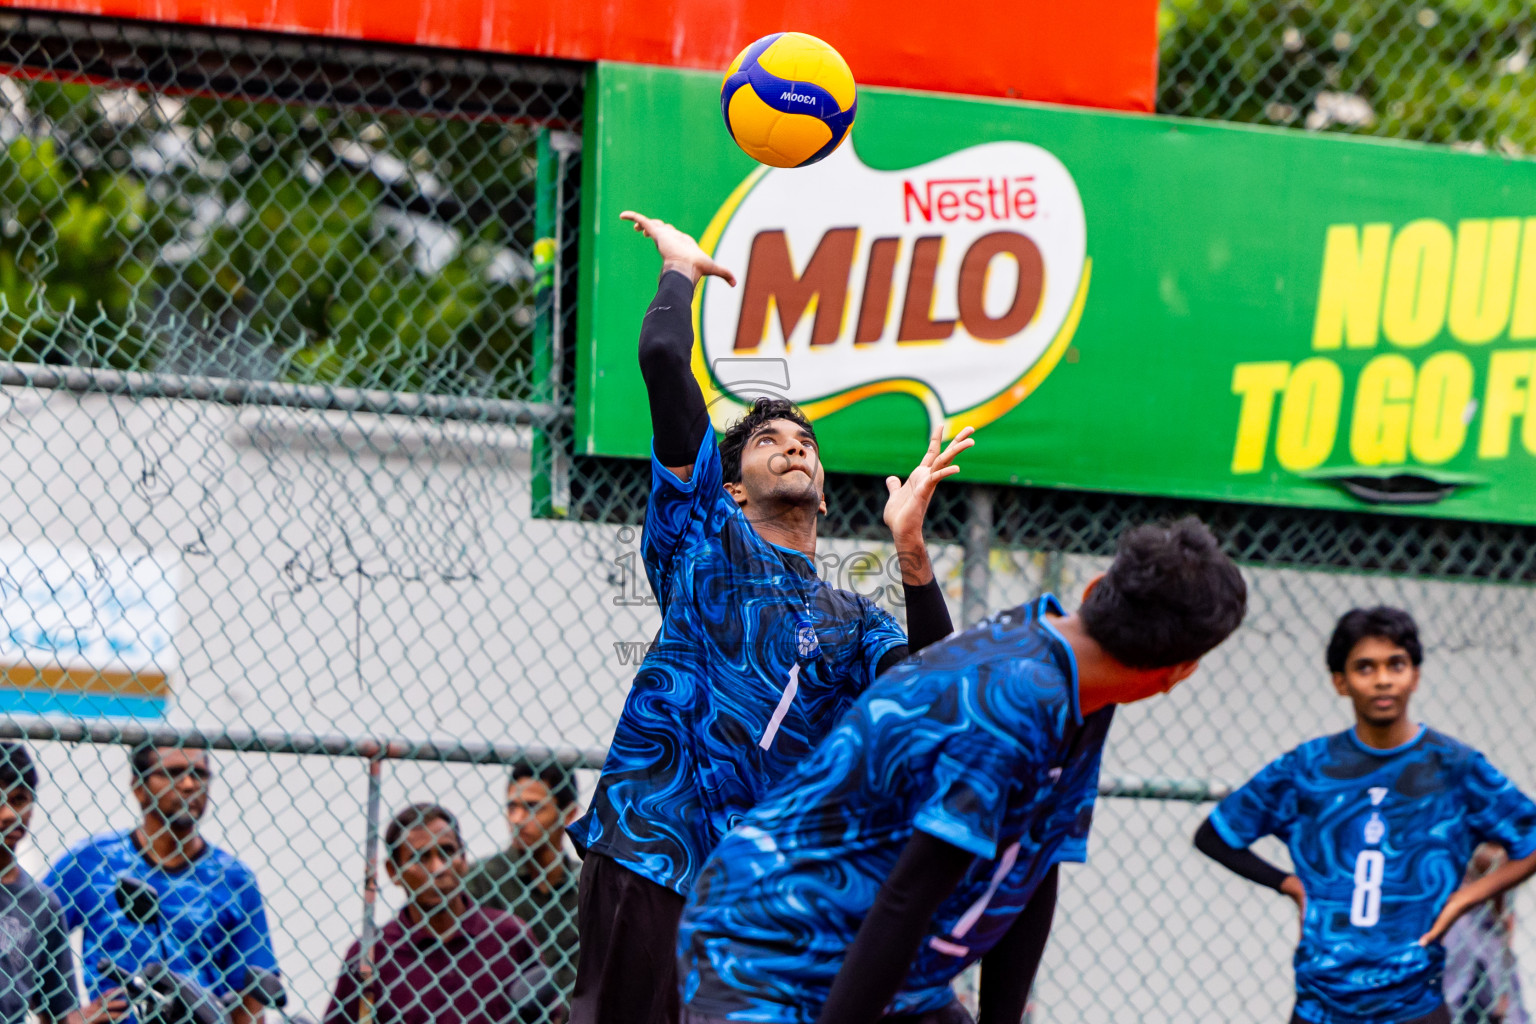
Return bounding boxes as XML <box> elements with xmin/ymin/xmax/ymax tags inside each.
<box><xmin>677</xmin><ymin>596</ymin><xmax>1113</xmax><ymax>1022</ymax></box>
<box><xmin>569</xmin><ymin>430</ymin><xmax>906</xmax><ymax>896</ymax></box>
<box><xmin>1211</xmin><ymin>727</ymin><xmax>1536</xmax><ymax>1024</ymax></box>
<box><xmin>43</xmin><ymin>828</ymin><xmax>279</xmax><ymax>1001</ymax></box>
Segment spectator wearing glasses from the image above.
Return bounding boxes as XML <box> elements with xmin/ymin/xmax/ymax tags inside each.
<box><xmin>466</xmin><ymin>759</ymin><xmax>582</xmax><ymax>1002</ymax></box>
<box><xmin>43</xmin><ymin>745</ymin><xmax>281</xmax><ymax>1024</ymax></box>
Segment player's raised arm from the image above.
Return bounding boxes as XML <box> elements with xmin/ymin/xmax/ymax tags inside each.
<box><xmin>625</xmin><ymin>211</ymin><xmax>736</xmax><ymax>483</ymax></box>
<box><xmin>871</xmin><ymin>426</ymin><xmax>974</xmax><ymax>660</ymax></box>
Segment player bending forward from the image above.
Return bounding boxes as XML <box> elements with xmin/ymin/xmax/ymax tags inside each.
<box><xmin>567</xmin><ymin>213</ymin><xmax>971</xmax><ymax>1024</ymax></box>
<box><xmin>1196</xmin><ymin>606</ymin><xmax>1536</xmax><ymax>1024</ymax></box>
<box><xmin>678</xmin><ymin>517</ymin><xmax>1247</xmax><ymax>1024</ymax></box>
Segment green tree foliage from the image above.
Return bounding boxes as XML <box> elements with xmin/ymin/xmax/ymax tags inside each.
<box><xmin>0</xmin><ymin>78</ymin><xmax>539</xmax><ymax>397</ymax></box>
<box><xmin>1160</xmin><ymin>0</ymin><xmax>1536</xmax><ymax>152</ymax></box>
<box><xmin>0</xmin><ymin>132</ymin><xmax>156</xmax><ymax>367</ymax></box>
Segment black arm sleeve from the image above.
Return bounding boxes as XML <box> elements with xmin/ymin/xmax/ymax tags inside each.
<box><xmin>873</xmin><ymin>578</ymin><xmax>956</xmax><ymax>677</ymax></box>
<box><xmin>637</xmin><ymin>270</ymin><xmax>709</xmax><ymax>467</ymax></box>
<box><xmin>902</xmin><ymin>577</ymin><xmax>954</xmax><ymax>654</ymax></box>
<box><xmin>875</xmin><ymin>646</ymin><xmax>909</xmax><ymax>677</ymax></box>
<box><xmin>978</xmin><ymin>864</ymin><xmax>1058</xmax><ymax>1024</ymax></box>
<box><xmin>1194</xmin><ymin>817</ymin><xmax>1289</xmax><ymax>892</ymax></box>
<box><xmin>814</xmin><ymin>832</ymin><xmax>975</xmax><ymax>1024</ymax></box>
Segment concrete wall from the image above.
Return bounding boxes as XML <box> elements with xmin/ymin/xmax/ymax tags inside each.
<box><xmin>4</xmin><ymin>385</ymin><xmax>1534</xmax><ymax>1021</ymax></box>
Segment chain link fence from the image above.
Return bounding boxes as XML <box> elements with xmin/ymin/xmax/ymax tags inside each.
<box><xmin>0</xmin><ymin>8</ymin><xmax>1534</xmax><ymax>1024</ymax></box>
<box><xmin>1159</xmin><ymin>0</ymin><xmax>1536</xmax><ymax>151</ymax></box>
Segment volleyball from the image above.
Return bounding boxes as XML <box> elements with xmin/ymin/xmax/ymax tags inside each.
<box><xmin>720</xmin><ymin>32</ymin><xmax>857</xmax><ymax>168</ymax></box>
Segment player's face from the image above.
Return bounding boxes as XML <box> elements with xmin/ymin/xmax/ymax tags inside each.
<box><xmin>0</xmin><ymin>786</ymin><xmax>32</xmax><ymax>857</ymax></box>
<box><xmin>731</xmin><ymin>419</ymin><xmax>827</xmax><ymax>514</ymax></box>
<box><xmin>506</xmin><ymin>778</ymin><xmax>567</xmax><ymax>852</ymax></box>
<box><xmin>1331</xmin><ymin>635</ymin><xmax>1419</xmax><ymax>727</ymax></box>
<box><xmin>389</xmin><ymin>818</ymin><xmax>467</xmax><ymax>909</ymax></box>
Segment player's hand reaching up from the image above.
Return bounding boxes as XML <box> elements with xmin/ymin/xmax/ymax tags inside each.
<box><xmin>620</xmin><ymin>211</ymin><xmax>736</xmax><ymax>287</ymax></box>
<box><xmin>884</xmin><ymin>426</ymin><xmax>975</xmax><ymax>546</ymax></box>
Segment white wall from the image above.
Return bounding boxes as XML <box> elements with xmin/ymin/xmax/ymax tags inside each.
<box><xmin>5</xmin><ymin>385</ymin><xmax>1535</xmax><ymax>1021</ymax></box>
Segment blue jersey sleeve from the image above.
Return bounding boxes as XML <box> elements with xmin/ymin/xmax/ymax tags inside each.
<box><xmin>914</xmin><ymin>749</ymin><xmax>1013</xmax><ymax>859</ymax></box>
<box><xmin>40</xmin><ymin>845</ymin><xmax>90</xmax><ymax>933</ymax></box>
<box><xmin>215</xmin><ymin>863</ymin><xmax>280</xmax><ymax>993</ymax></box>
<box><xmin>1210</xmin><ymin>750</ymin><xmax>1300</xmax><ymax>848</ymax></box>
<box><xmin>912</xmin><ymin>696</ymin><xmax>1031</xmax><ymax>860</ymax></box>
<box><xmin>1461</xmin><ymin>753</ymin><xmax>1536</xmax><ymax>859</ymax></box>
<box><xmin>642</xmin><ymin>428</ymin><xmax>726</xmax><ymax>605</ymax></box>
<box><xmin>859</xmin><ymin>598</ymin><xmax>907</xmax><ymax>686</ymax></box>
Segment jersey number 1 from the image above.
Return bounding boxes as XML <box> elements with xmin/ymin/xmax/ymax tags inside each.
<box><xmin>1350</xmin><ymin>850</ymin><xmax>1384</xmax><ymax>927</ymax></box>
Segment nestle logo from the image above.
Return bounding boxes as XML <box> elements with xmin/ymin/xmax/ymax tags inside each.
<box><xmin>902</xmin><ymin>176</ymin><xmax>1037</xmax><ymax>224</ymax></box>
<box><xmin>780</xmin><ymin>90</ymin><xmax>817</xmax><ymax>106</ymax></box>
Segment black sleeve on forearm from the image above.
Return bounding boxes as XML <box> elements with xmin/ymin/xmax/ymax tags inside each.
<box><xmin>1194</xmin><ymin>817</ymin><xmax>1288</xmax><ymax>892</ymax></box>
<box><xmin>637</xmin><ymin>270</ymin><xmax>709</xmax><ymax>466</ymax></box>
<box><xmin>902</xmin><ymin>577</ymin><xmax>954</xmax><ymax>654</ymax></box>
<box><xmin>875</xmin><ymin>645</ymin><xmax>909</xmax><ymax>677</ymax></box>
<box><xmin>978</xmin><ymin>864</ymin><xmax>1058</xmax><ymax>1024</ymax></box>
<box><xmin>815</xmin><ymin>832</ymin><xmax>975</xmax><ymax>1024</ymax></box>
<box><xmin>873</xmin><ymin>579</ymin><xmax>956</xmax><ymax>677</ymax></box>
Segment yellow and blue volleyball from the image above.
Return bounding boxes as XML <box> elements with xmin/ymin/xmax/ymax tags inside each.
<box><xmin>721</xmin><ymin>32</ymin><xmax>857</xmax><ymax>169</ymax></box>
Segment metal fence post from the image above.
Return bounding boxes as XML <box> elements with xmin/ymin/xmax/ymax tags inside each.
<box><xmin>961</xmin><ymin>485</ymin><xmax>994</xmax><ymax>627</ymax></box>
<box><xmin>357</xmin><ymin>752</ymin><xmax>384</xmax><ymax>1024</ymax></box>
<box><xmin>1041</xmin><ymin>549</ymin><xmax>1064</xmax><ymax>600</ymax></box>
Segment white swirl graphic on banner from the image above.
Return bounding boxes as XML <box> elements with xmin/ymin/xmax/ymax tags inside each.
<box><xmin>697</xmin><ymin>140</ymin><xmax>1089</xmax><ymax>436</ymax></box>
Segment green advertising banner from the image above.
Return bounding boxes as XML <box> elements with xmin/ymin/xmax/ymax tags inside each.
<box><xmin>577</xmin><ymin>62</ymin><xmax>1536</xmax><ymax>525</ymax></box>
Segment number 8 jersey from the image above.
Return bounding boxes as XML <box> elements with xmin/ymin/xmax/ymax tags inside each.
<box><xmin>1210</xmin><ymin>727</ymin><xmax>1536</xmax><ymax>1024</ymax></box>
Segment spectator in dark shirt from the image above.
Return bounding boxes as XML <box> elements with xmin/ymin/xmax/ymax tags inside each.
<box><xmin>325</xmin><ymin>802</ymin><xmax>559</xmax><ymax>1024</ymax></box>
<box><xmin>466</xmin><ymin>759</ymin><xmax>581</xmax><ymax>1003</ymax></box>
<box><xmin>0</xmin><ymin>742</ymin><xmax>122</xmax><ymax>1024</ymax></box>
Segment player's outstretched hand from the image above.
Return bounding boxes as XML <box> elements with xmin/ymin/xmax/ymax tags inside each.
<box><xmin>884</xmin><ymin>425</ymin><xmax>975</xmax><ymax>542</ymax></box>
<box><xmin>620</xmin><ymin>211</ymin><xmax>736</xmax><ymax>287</ymax></box>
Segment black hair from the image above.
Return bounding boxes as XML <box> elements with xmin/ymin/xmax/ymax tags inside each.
<box><xmin>1326</xmin><ymin>606</ymin><xmax>1423</xmax><ymax>673</ymax></box>
<box><xmin>1079</xmin><ymin>517</ymin><xmax>1247</xmax><ymax>669</ymax></box>
<box><xmin>718</xmin><ymin>397</ymin><xmax>817</xmax><ymax>485</ymax></box>
<box><xmin>509</xmin><ymin>758</ymin><xmax>578</xmax><ymax>810</ymax></box>
<box><xmin>129</xmin><ymin>742</ymin><xmax>159</xmax><ymax>781</ymax></box>
<box><xmin>0</xmin><ymin>742</ymin><xmax>37</xmax><ymax>801</ymax></box>
<box><xmin>384</xmin><ymin>802</ymin><xmax>462</xmax><ymax>865</ymax></box>
<box><xmin>129</xmin><ymin>743</ymin><xmax>210</xmax><ymax>781</ymax></box>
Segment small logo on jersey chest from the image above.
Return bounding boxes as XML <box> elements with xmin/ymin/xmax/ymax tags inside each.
<box><xmin>795</xmin><ymin>617</ymin><xmax>820</xmax><ymax>659</ymax></box>
<box><xmin>1363</xmin><ymin>812</ymin><xmax>1386</xmax><ymax>845</ymax></box>
<box><xmin>1046</xmin><ymin>767</ymin><xmax>1063</xmax><ymax>782</ymax></box>
<box><xmin>1368</xmin><ymin>787</ymin><xmax>1388</xmax><ymax>806</ymax></box>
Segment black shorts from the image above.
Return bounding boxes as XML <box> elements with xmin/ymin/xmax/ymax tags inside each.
<box><xmin>1290</xmin><ymin>1007</ymin><xmax>1450</xmax><ymax>1024</ymax></box>
<box><xmin>569</xmin><ymin>852</ymin><xmax>687</xmax><ymax>1024</ymax></box>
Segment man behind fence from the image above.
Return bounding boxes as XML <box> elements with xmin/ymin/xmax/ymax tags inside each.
<box><xmin>43</xmin><ymin>745</ymin><xmax>279</xmax><ymax>1024</ymax></box>
<box><xmin>567</xmin><ymin>212</ymin><xmax>965</xmax><ymax>1024</ymax></box>
<box><xmin>0</xmin><ymin>741</ymin><xmax>114</xmax><ymax>1024</ymax></box>
<box><xmin>326</xmin><ymin>802</ymin><xmax>560</xmax><ymax>1024</ymax></box>
<box><xmin>466</xmin><ymin>759</ymin><xmax>582</xmax><ymax>1005</ymax></box>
